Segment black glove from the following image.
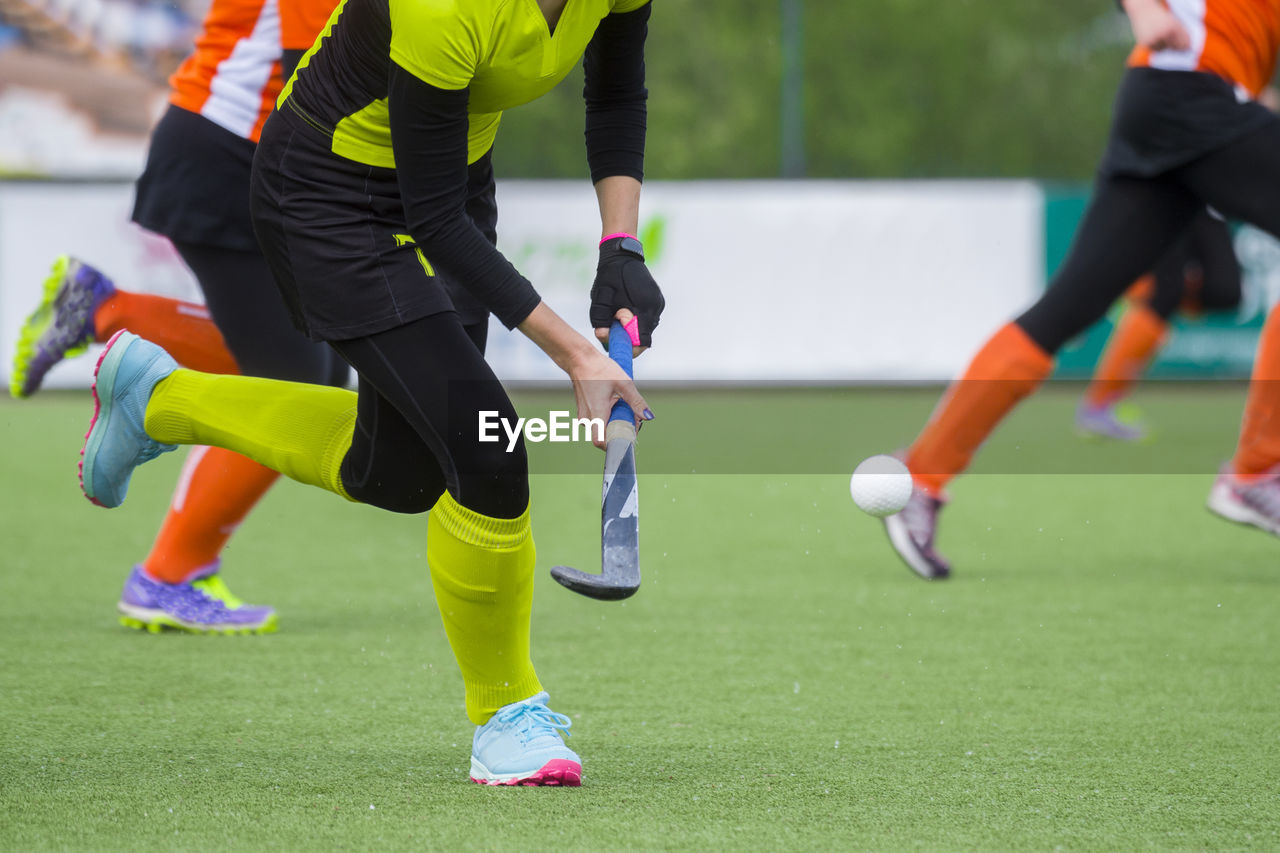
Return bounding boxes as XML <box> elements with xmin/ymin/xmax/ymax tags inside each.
<box><xmin>590</xmin><ymin>235</ymin><xmax>665</xmax><ymax>347</ymax></box>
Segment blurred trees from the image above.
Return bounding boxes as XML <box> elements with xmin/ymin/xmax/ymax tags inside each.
<box><xmin>495</xmin><ymin>1</ymin><xmax>1133</xmax><ymax>180</ymax></box>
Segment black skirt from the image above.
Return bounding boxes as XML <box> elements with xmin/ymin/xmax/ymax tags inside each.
<box><xmin>248</xmin><ymin>105</ymin><xmax>494</xmax><ymax>341</ymax></box>
<box><xmin>132</xmin><ymin>104</ymin><xmax>260</xmax><ymax>251</ymax></box>
<box><xmin>1099</xmin><ymin>67</ymin><xmax>1274</xmax><ymax>179</ymax></box>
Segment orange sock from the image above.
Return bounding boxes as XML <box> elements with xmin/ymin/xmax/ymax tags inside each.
<box><xmin>1083</xmin><ymin>302</ymin><xmax>1168</xmax><ymax>408</ymax></box>
<box><xmin>1232</xmin><ymin>308</ymin><xmax>1280</xmax><ymax>480</ymax></box>
<box><xmin>94</xmin><ymin>291</ymin><xmax>240</xmax><ymax>375</ymax></box>
<box><xmin>140</xmin><ymin>446</ymin><xmax>281</xmax><ymax>583</ymax></box>
<box><xmin>906</xmin><ymin>323</ymin><xmax>1054</xmax><ymax>496</ymax></box>
<box><xmin>1125</xmin><ymin>273</ymin><xmax>1155</xmax><ymax>306</ymax></box>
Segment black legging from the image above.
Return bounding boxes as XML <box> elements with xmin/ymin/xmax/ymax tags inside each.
<box><xmin>173</xmin><ymin>241</ymin><xmax>349</xmax><ymax>387</ymax></box>
<box><xmin>1018</xmin><ymin>117</ymin><xmax>1280</xmax><ymax>354</ymax></box>
<box><xmin>1145</xmin><ymin>209</ymin><xmax>1242</xmax><ymax>320</ymax></box>
<box><xmin>327</xmin><ymin>312</ymin><xmax>526</xmax><ymax>520</ymax></box>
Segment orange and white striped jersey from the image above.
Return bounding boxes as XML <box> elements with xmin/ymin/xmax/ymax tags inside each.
<box><xmin>169</xmin><ymin>0</ymin><xmax>336</xmax><ymax>143</ymax></box>
<box><xmin>1129</xmin><ymin>0</ymin><xmax>1280</xmax><ymax>99</ymax></box>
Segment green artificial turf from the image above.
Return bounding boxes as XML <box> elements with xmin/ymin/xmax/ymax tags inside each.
<box><xmin>1</xmin><ymin>386</ymin><xmax>1276</xmax><ymax>850</ymax></box>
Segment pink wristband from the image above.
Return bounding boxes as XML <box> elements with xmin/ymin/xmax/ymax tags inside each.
<box><xmin>600</xmin><ymin>232</ymin><xmax>638</xmax><ymax>245</ymax></box>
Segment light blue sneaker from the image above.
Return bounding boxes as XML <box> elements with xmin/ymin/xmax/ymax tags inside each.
<box><xmin>470</xmin><ymin>692</ymin><xmax>582</xmax><ymax>786</ymax></box>
<box><xmin>80</xmin><ymin>330</ymin><xmax>178</xmax><ymax>508</ymax></box>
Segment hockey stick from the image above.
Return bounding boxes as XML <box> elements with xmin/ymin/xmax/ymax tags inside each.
<box><xmin>550</xmin><ymin>320</ymin><xmax>640</xmax><ymax>600</ymax></box>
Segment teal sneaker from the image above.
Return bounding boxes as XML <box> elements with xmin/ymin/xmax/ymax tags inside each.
<box><xmin>469</xmin><ymin>692</ymin><xmax>582</xmax><ymax>786</ymax></box>
<box><xmin>80</xmin><ymin>330</ymin><xmax>178</xmax><ymax>508</ymax></box>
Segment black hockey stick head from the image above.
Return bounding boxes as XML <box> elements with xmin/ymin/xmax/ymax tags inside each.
<box><xmin>550</xmin><ymin>434</ymin><xmax>639</xmax><ymax>601</ymax></box>
<box><xmin>549</xmin><ymin>562</ymin><xmax>639</xmax><ymax>600</ymax></box>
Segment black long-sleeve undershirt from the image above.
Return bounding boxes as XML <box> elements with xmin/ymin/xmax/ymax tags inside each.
<box><xmin>387</xmin><ymin>64</ymin><xmax>542</xmax><ymax>330</ymax></box>
<box><xmin>583</xmin><ymin>4</ymin><xmax>649</xmax><ymax>184</ymax></box>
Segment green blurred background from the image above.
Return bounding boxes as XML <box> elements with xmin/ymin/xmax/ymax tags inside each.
<box><xmin>498</xmin><ymin>2</ymin><xmax>1134</xmax><ymax>180</ymax></box>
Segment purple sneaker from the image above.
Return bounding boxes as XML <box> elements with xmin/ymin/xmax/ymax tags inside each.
<box><xmin>10</xmin><ymin>256</ymin><xmax>116</xmax><ymax>398</ymax></box>
<box><xmin>1207</xmin><ymin>466</ymin><xmax>1280</xmax><ymax>537</ymax></box>
<box><xmin>117</xmin><ymin>564</ymin><xmax>278</xmax><ymax>635</ymax></box>
<box><xmin>883</xmin><ymin>488</ymin><xmax>951</xmax><ymax>579</ymax></box>
<box><xmin>1076</xmin><ymin>401</ymin><xmax>1146</xmax><ymax>442</ymax></box>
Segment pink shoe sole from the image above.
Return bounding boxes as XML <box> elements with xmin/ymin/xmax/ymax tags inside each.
<box><xmin>470</xmin><ymin>758</ymin><xmax>582</xmax><ymax>787</ymax></box>
<box><xmin>78</xmin><ymin>329</ymin><xmax>129</xmax><ymax>507</ymax></box>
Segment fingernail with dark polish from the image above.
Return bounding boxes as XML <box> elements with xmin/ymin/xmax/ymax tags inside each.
<box><xmin>643</xmin><ymin>408</ymin><xmax>655</xmax><ymax>420</ymax></box>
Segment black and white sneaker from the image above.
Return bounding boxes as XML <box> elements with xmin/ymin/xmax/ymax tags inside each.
<box><xmin>883</xmin><ymin>488</ymin><xmax>951</xmax><ymax>579</ymax></box>
<box><xmin>1207</xmin><ymin>465</ymin><xmax>1280</xmax><ymax>537</ymax></box>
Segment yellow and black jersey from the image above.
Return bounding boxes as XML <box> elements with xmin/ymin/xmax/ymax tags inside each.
<box><xmin>254</xmin><ymin>0</ymin><xmax>650</xmax><ymax>335</ymax></box>
<box><xmin>281</xmin><ymin>0</ymin><xmax>651</xmax><ymax>167</ymax></box>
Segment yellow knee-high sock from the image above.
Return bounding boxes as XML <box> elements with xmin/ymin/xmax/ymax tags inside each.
<box><xmin>427</xmin><ymin>493</ymin><xmax>543</xmax><ymax>724</ymax></box>
<box><xmin>143</xmin><ymin>369</ymin><xmax>357</xmax><ymax>500</ymax></box>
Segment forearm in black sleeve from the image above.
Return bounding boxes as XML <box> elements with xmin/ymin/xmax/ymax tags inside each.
<box><xmin>387</xmin><ymin>62</ymin><xmax>542</xmax><ymax>328</ymax></box>
<box><xmin>582</xmin><ymin>4</ymin><xmax>649</xmax><ymax>184</ymax></box>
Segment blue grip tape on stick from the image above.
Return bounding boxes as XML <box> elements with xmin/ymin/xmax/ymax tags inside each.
<box><xmin>608</xmin><ymin>320</ymin><xmax>634</xmax><ymax>425</ymax></box>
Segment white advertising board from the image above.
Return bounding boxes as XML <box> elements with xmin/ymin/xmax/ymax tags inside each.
<box><xmin>0</xmin><ymin>179</ymin><xmax>1043</xmax><ymax>388</ymax></box>
<box><xmin>491</xmin><ymin>179</ymin><xmax>1044</xmax><ymax>381</ymax></box>
<box><xmin>0</xmin><ymin>181</ymin><xmax>200</xmax><ymax>391</ymax></box>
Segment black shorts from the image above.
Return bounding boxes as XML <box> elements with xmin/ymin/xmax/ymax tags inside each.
<box><xmin>249</xmin><ymin>105</ymin><xmax>494</xmax><ymax>341</ymax></box>
<box><xmin>1099</xmin><ymin>68</ymin><xmax>1274</xmax><ymax>179</ymax></box>
<box><xmin>132</xmin><ymin>105</ymin><xmax>260</xmax><ymax>251</ymax></box>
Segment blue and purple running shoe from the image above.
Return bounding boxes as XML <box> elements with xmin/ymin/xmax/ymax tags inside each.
<box><xmin>1076</xmin><ymin>401</ymin><xmax>1147</xmax><ymax>442</ymax></box>
<box><xmin>10</xmin><ymin>256</ymin><xmax>115</xmax><ymax>399</ymax></box>
<box><xmin>118</xmin><ymin>564</ymin><xmax>278</xmax><ymax>635</ymax></box>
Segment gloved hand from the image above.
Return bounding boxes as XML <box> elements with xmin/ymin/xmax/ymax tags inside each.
<box><xmin>590</xmin><ymin>235</ymin><xmax>665</xmax><ymax>348</ymax></box>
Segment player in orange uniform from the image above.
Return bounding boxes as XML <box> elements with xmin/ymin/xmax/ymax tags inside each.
<box><xmin>885</xmin><ymin>0</ymin><xmax>1280</xmax><ymax>578</ymax></box>
<box><xmin>10</xmin><ymin>0</ymin><xmax>343</xmax><ymax>632</ymax></box>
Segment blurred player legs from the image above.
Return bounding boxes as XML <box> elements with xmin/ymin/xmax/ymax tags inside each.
<box><xmin>11</xmin><ymin>244</ymin><xmax>342</xmax><ymax>632</ymax></box>
<box><xmin>1077</xmin><ymin>209</ymin><xmax>1242</xmax><ymax>440</ymax></box>
<box><xmin>890</xmin><ymin>60</ymin><xmax>1280</xmax><ymax>576</ymax></box>
<box><xmin>10</xmin><ymin>0</ymin><xmax>345</xmax><ymax>631</ymax></box>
